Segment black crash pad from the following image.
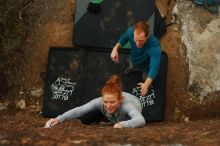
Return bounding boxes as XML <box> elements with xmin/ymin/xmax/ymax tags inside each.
<box><xmin>42</xmin><ymin>47</ymin><xmax>142</xmax><ymax>117</ymax></box>
<box><xmin>73</xmin><ymin>0</ymin><xmax>166</xmax><ymax>48</ymax></box>
<box><xmin>42</xmin><ymin>47</ymin><xmax>168</xmax><ymax>122</ymax></box>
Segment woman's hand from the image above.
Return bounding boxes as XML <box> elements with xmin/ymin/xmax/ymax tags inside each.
<box><xmin>113</xmin><ymin>123</ymin><xmax>123</xmax><ymax>128</ymax></box>
<box><xmin>45</xmin><ymin>118</ymin><xmax>60</xmax><ymax>128</ymax></box>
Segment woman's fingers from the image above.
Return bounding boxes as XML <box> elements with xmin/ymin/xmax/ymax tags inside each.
<box><xmin>113</xmin><ymin>123</ymin><xmax>123</xmax><ymax>128</ymax></box>
<box><xmin>45</xmin><ymin>118</ymin><xmax>60</xmax><ymax>128</ymax></box>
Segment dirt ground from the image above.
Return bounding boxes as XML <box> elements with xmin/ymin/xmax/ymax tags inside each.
<box><xmin>0</xmin><ymin>0</ymin><xmax>220</xmax><ymax>145</ymax></box>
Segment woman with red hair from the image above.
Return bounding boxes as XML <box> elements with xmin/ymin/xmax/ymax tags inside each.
<box><xmin>45</xmin><ymin>75</ymin><xmax>145</xmax><ymax>128</ymax></box>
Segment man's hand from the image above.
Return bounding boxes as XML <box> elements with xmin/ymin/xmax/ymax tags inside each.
<box><xmin>111</xmin><ymin>43</ymin><xmax>121</xmax><ymax>63</ymax></box>
<box><xmin>45</xmin><ymin>118</ymin><xmax>60</xmax><ymax>128</ymax></box>
<box><xmin>111</xmin><ymin>49</ymin><xmax>119</xmax><ymax>63</ymax></box>
<box><xmin>138</xmin><ymin>82</ymin><xmax>149</xmax><ymax>96</ymax></box>
<box><xmin>113</xmin><ymin>123</ymin><xmax>123</xmax><ymax>128</ymax></box>
<box><xmin>138</xmin><ymin>77</ymin><xmax>153</xmax><ymax>96</ymax></box>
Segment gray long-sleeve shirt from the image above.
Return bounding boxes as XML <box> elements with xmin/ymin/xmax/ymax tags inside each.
<box><xmin>57</xmin><ymin>92</ymin><xmax>146</xmax><ymax>128</ymax></box>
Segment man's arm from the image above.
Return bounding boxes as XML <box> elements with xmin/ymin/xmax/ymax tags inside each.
<box><xmin>111</xmin><ymin>27</ymin><xmax>132</xmax><ymax>63</ymax></box>
<box><xmin>139</xmin><ymin>43</ymin><xmax>161</xmax><ymax>96</ymax></box>
<box><xmin>111</xmin><ymin>43</ymin><xmax>121</xmax><ymax>63</ymax></box>
<box><xmin>148</xmin><ymin>52</ymin><xmax>161</xmax><ymax>80</ymax></box>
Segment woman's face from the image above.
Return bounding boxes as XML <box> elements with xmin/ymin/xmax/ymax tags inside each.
<box><xmin>102</xmin><ymin>94</ymin><xmax>122</xmax><ymax>114</ymax></box>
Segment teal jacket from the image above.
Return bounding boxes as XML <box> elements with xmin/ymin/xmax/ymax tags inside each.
<box><xmin>118</xmin><ymin>27</ymin><xmax>161</xmax><ymax>80</ymax></box>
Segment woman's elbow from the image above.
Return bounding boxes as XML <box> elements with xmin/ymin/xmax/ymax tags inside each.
<box><xmin>139</xmin><ymin>118</ymin><xmax>146</xmax><ymax>127</ymax></box>
<box><xmin>134</xmin><ymin>117</ymin><xmax>146</xmax><ymax>128</ymax></box>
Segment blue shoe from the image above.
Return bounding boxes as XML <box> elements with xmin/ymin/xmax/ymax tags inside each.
<box><xmin>193</xmin><ymin>0</ymin><xmax>219</xmax><ymax>13</ymax></box>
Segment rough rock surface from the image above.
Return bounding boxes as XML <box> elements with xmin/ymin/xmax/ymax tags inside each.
<box><xmin>0</xmin><ymin>0</ymin><xmax>220</xmax><ymax>145</ymax></box>
<box><xmin>173</xmin><ymin>0</ymin><xmax>220</xmax><ymax>100</ymax></box>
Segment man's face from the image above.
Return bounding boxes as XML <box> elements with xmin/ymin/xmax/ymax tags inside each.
<box><xmin>103</xmin><ymin>94</ymin><xmax>122</xmax><ymax>114</ymax></box>
<box><xmin>134</xmin><ymin>30</ymin><xmax>148</xmax><ymax>48</ymax></box>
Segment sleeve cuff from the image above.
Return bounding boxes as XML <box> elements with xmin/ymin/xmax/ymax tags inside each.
<box><xmin>56</xmin><ymin>115</ymin><xmax>64</xmax><ymax>123</ymax></box>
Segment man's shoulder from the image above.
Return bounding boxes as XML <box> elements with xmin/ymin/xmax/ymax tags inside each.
<box><xmin>128</xmin><ymin>26</ymin><xmax>134</xmax><ymax>31</ymax></box>
<box><xmin>149</xmin><ymin>35</ymin><xmax>159</xmax><ymax>43</ymax></box>
<box><xmin>127</xmin><ymin>27</ymin><xmax>134</xmax><ymax>34</ymax></box>
<box><xmin>148</xmin><ymin>35</ymin><xmax>161</xmax><ymax>48</ymax></box>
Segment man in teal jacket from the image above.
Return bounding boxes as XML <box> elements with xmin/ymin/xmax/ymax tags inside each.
<box><xmin>111</xmin><ymin>21</ymin><xmax>161</xmax><ymax>96</ymax></box>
